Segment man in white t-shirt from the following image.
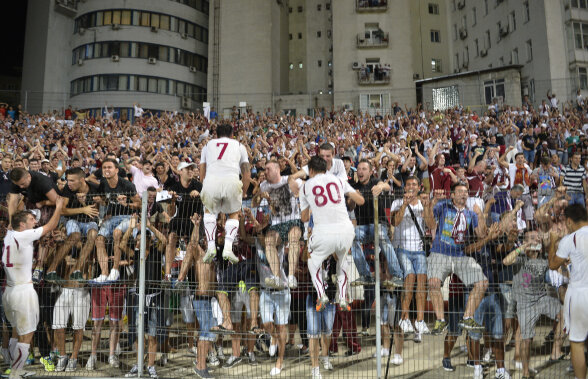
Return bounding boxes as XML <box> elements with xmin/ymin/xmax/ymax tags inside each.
<box><xmin>2</xmin><ymin>197</ymin><xmax>64</xmax><ymax>377</ymax></box>
<box><xmin>299</xmin><ymin>156</ymin><xmax>364</xmax><ymax>311</ymax></box>
<box><xmin>200</xmin><ymin>123</ymin><xmax>251</xmax><ymax>264</ymax></box>
<box><xmin>292</xmin><ymin>143</ymin><xmax>347</xmax><ymax>183</ymax></box>
<box><xmin>133</xmin><ymin>103</ymin><xmax>144</xmax><ymax>119</ymax></box>
<box><xmin>125</xmin><ymin>158</ymin><xmax>159</xmax><ymax>197</ymax></box>
<box><xmin>549</xmin><ymin>205</ymin><xmax>588</xmax><ymax>379</ymax></box>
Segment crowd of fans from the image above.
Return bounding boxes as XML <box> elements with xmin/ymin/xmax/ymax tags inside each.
<box><xmin>0</xmin><ymin>95</ymin><xmax>586</xmax><ymax>379</ymax></box>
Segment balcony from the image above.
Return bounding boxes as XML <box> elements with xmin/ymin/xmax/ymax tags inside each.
<box><xmin>54</xmin><ymin>0</ymin><xmax>77</xmax><ymax>17</ymax></box>
<box><xmin>356</xmin><ymin>0</ymin><xmax>388</xmax><ymax>12</ymax></box>
<box><xmin>357</xmin><ymin>32</ymin><xmax>389</xmax><ymax>48</ymax></box>
<box><xmin>357</xmin><ymin>66</ymin><xmax>390</xmax><ymax>85</ymax></box>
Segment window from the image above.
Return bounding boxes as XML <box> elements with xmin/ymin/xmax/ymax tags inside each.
<box><xmin>317</xmin><ymin>4</ymin><xmax>322</xmax><ymax>11</ymax></box>
<box><xmin>431</xmin><ymin>59</ymin><xmax>442</xmax><ymax>72</ymax></box>
<box><xmin>464</xmin><ymin>46</ymin><xmax>469</xmax><ymax>64</ymax></box>
<box><xmin>512</xmin><ymin>48</ymin><xmax>518</xmax><ymax>64</ymax></box>
<box><xmin>326</xmin><ymin>3</ymin><xmax>330</xmax><ymax>10</ymax></box>
<box><xmin>455</xmin><ymin>53</ymin><xmax>460</xmax><ymax>71</ymax></box>
<box><xmin>140</xmin><ymin>12</ymin><xmax>150</xmax><ymax>26</ymax></box>
<box><xmin>121</xmin><ymin>10</ymin><xmax>132</xmax><ymax>25</ymax></box>
<box><xmin>317</xmin><ymin>31</ymin><xmax>322</xmax><ymax>37</ymax></box>
<box><xmin>484</xmin><ymin>79</ymin><xmax>505</xmax><ymax>104</ymax></box>
<box><xmin>484</xmin><ymin>0</ymin><xmax>489</xmax><ymax>15</ymax></box>
<box><xmin>580</xmin><ymin>67</ymin><xmax>588</xmax><ymax>90</ymax></box>
<box><xmin>453</xmin><ymin>24</ymin><xmax>458</xmax><ymax>40</ymax></box>
<box><xmin>572</xmin><ymin>0</ymin><xmax>588</xmax><ymax>9</ymax></box>
<box><xmin>327</xmin><ymin>30</ymin><xmax>331</xmax><ymax>38</ymax></box>
<box><xmin>328</xmin><ymin>60</ymin><xmax>332</xmax><ymax>67</ymax></box>
<box><xmin>452</xmin><ymin>0</ymin><xmax>456</xmax><ymax>11</ymax></box>
<box><xmin>299</xmin><ymin>62</ymin><xmax>303</xmax><ymax>69</ymax></box>
<box><xmin>472</xmin><ymin>7</ymin><xmax>477</xmax><ymax>26</ymax></box>
<box><xmin>499</xmin><ymin>56</ymin><xmax>504</xmax><ymax>66</ymax></box>
<box><xmin>510</xmin><ymin>11</ymin><xmax>516</xmax><ymax>31</ymax></box>
<box><xmin>288</xmin><ymin>7</ymin><xmax>292</xmax><ymax>13</ymax></box>
<box><xmin>475</xmin><ymin>38</ymin><xmax>479</xmax><ymax>56</ymax></box>
<box><xmin>289</xmin><ymin>63</ymin><xmax>293</xmax><ymax>70</ymax></box>
<box><xmin>112</xmin><ymin>10</ymin><xmax>121</xmax><ymax>24</ymax></box>
<box><xmin>151</xmin><ymin>13</ymin><xmax>160</xmax><ymax>28</ymax></box>
<box><xmin>497</xmin><ymin>21</ymin><xmax>502</xmax><ymax>40</ymax></box>
<box><xmin>318</xmin><ymin>60</ymin><xmax>322</xmax><ymax>67</ymax></box>
<box><xmin>526</xmin><ymin>39</ymin><xmax>533</xmax><ymax>61</ymax></box>
<box><xmin>432</xmin><ymin>86</ymin><xmax>459</xmax><ymax>110</ymax></box>
<box><xmin>462</xmin><ymin>15</ymin><xmax>467</xmax><ymax>29</ymax></box>
<box><xmin>298</xmin><ymin>32</ymin><xmax>302</xmax><ymax>39</ymax></box>
<box><xmin>160</xmin><ymin>15</ymin><xmax>170</xmax><ymax>30</ymax></box>
<box><xmin>485</xmin><ymin>30</ymin><xmax>491</xmax><ymax>48</ymax></box>
<box><xmin>573</xmin><ymin>22</ymin><xmax>588</xmax><ymax>49</ymax></box>
<box><xmin>289</xmin><ymin>33</ymin><xmax>292</xmax><ymax>40</ymax></box>
<box><xmin>428</xmin><ymin>3</ymin><xmax>439</xmax><ymax>14</ymax></box>
<box><xmin>523</xmin><ymin>1</ymin><xmax>530</xmax><ymax>23</ymax></box>
<box><xmin>298</xmin><ymin>6</ymin><xmax>303</xmax><ymax>12</ymax></box>
<box><xmin>430</xmin><ymin>30</ymin><xmax>441</xmax><ymax>43</ymax></box>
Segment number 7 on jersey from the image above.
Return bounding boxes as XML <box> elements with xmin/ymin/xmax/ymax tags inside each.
<box><xmin>217</xmin><ymin>142</ymin><xmax>228</xmax><ymax>159</ymax></box>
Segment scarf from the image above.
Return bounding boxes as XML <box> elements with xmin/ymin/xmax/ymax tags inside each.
<box><xmin>451</xmin><ymin>209</ymin><xmax>467</xmax><ymax>244</ymax></box>
<box><xmin>514</xmin><ymin>164</ymin><xmax>530</xmax><ymax>186</ymax></box>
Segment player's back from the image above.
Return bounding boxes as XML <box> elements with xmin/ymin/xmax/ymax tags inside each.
<box><xmin>302</xmin><ymin>173</ymin><xmax>353</xmax><ymax>227</ymax></box>
<box><xmin>2</xmin><ymin>228</ymin><xmax>41</xmax><ymax>286</ymax></box>
<box><xmin>202</xmin><ymin>137</ymin><xmax>247</xmax><ymax>179</ymax></box>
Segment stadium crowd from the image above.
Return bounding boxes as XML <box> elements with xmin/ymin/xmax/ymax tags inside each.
<box><xmin>0</xmin><ymin>96</ymin><xmax>587</xmax><ymax>379</ymax></box>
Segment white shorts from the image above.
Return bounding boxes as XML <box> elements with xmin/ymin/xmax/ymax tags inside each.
<box><xmin>52</xmin><ymin>287</ymin><xmax>91</xmax><ymax>330</ymax></box>
<box><xmin>564</xmin><ymin>287</ymin><xmax>588</xmax><ymax>342</ymax></box>
<box><xmin>308</xmin><ymin>224</ymin><xmax>355</xmax><ymax>260</ymax></box>
<box><xmin>3</xmin><ymin>284</ymin><xmax>39</xmax><ymax>336</ymax></box>
<box><xmin>231</xmin><ymin>290</ymin><xmax>251</xmax><ymax>323</ymax></box>
<box><xmin>201</xmin><ymin>176</ymin><xmax>243</xmax><ymax>215</ymax></box>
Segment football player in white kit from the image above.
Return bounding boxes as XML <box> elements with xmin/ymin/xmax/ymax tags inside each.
<box><xmin>549</xmin><ymin>205</ymin><xmax>588</xmax><ymax>379</ymax></box>
<box><xmin>300</xmin><ymin>156</ymin><xmax>364</xmax><ymax>311</ymax></box>
<box><xmin>2</xmin><ymin>196</ymin><xmax>64</xmax><ymax>378</ymax></box>
<box><xmin>200</xmin><ymin>123</ymin><xmax>251</xmax><ymax>264</ymax></box>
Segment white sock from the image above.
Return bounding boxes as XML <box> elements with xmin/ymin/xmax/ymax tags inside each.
<box><xmin>497</xmin><ymin>367</ymin><xmax>505</xmax><ymax>374</ymax></box>
<box><xmin>223</xmin><ymin>219</ymin><xmax>239</xmax><ymax>252</ymax></box>
<box><xmin>203</xmin><ymin>213</ymin><xmax>217</xmax><ymax>248</ymax></box>
<box><xmin>8</xmin><ymin>338</ymin><xmax>17</xmax><ymax>361</ymax></box>
<box><xmin>12</xmin><ymin>343</ymin><xmax>30</xmax><ymax>370</ymax></box>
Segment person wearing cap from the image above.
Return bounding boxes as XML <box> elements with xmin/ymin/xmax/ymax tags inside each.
<box><xmin>124</xmin><ymin>157</ymin><xmax>158</xmax><ymax>197</ymax></box>
<box><xmin>40</xmin><ymin>159</ymin><xmax>58</xmax><ymax>183</ymax></box>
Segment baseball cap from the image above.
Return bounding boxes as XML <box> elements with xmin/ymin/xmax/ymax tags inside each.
<box><xmin>177</xmin><ymin>162</ymin><xmax>196</xmax><ymax>171</ymax></box>
<box><xmin>41</xmin><ymin>159</ymin><xmax>50</xmax><ymax>163</ymax></box>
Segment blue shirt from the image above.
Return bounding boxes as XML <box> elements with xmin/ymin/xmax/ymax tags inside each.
<box><xmin>431</xmin><ymin>200</ymin><xmax>478</xmax><ymax>257</ymax></box>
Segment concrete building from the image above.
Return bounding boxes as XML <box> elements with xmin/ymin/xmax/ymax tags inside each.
<box><xmin>21</xmin><ymin>0</ymin><xmax>209</xmax><ymax>117</ymax></box>
<box><xmin>448</xmin><ymin>0</ymin><xmax>588</xmax><ymax>107</ymax></box>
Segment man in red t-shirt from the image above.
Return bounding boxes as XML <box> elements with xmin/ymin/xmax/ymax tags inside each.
<box><xmin>428</xmin><ymin>142</ymin><xmax>458</xmax><ymax>197</ymax></box>
<box><xmin>466</xmin><ymin>154</ymin><xmax>487</xmax><ymax>210</ymax></box>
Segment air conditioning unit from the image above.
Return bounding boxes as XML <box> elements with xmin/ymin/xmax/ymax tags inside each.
<box><xmin>480</xmin><ymin>48</ymin><xmax>488</xmax><ymax>57</ymax></box>
<box><xmin>151</xmin><ymin>26</ymin><xmax>158</xmax><ymax>33</ymax></box>
<box><xmin>111</xmin><ymin>55</ymin><xmax>120</xmax><ymax>62</ymax></box>
<box><xmin>181</xmin><ymin>96</ymin><xmax>192</xmax><ymax>109</ymax></box>
<box><xmin>148</xmin><ymin>57</ymin><xmax>157</xmax><ymax>64</ymax></box>
<box><xmin>457</xmin><ymin>0</ymin><xmax>465</xmax><ymax>10</ymax></box>
<box><xmin>189</xmin><ymin>66</ymin><xmax>197</xmax><ymax>73</ymax></box>
<box><xmin>111</xmin><ymin>23</ymin><xmax>120</xmax><ymax>30</ymax></box>
<box><xmin>77</xmin><ymin>59</ymin><xmax>84</xmax><ymax>66</ymax></box>
<box><xmin>352</xmin><ymin>62</ymin><xmax>360</xmax><ymax>70</ymax></box>
<box><xmin>181</xmin><ymin>32</ymin><xmax>188</xmax><ymax>39</ymax></box>
<box><xmin>459</xmin><ymin>27</ymin><xmax>468</xmax><ymax>40</ymax></box>
<box><xmin>413</xmin><ymin>73</ymin><xmax>420</xmax><ymax>80</ymax></box>
<box><xmin>78</xmin><ymin>27</ymin><xmax>86</xmax><ymax>35</ymax></box>
<box><xmin>499</xmin><ymin>25</ymin><xmax>509</xmax><ymax>37</ymax></box>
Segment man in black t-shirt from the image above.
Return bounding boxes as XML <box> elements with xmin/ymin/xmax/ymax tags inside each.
<box><xmin>350</xmin><ymin>159</ymin><xmax>404</xmax><ymax>287</ymax></box>
<box><xmin>92</xmin><ymin>159</ymin><xmax>140</xmax><ymax>284</ymax></box>
<box><xmin>45</xmin><ymin>168</ymin><xmax>100</xmax><ymax>283</ymax></box>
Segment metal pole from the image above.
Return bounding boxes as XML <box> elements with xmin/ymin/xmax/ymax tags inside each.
<box><xmin>137</xmin><ymin>192</ymin><xmax>148</xmax><ymax>376</ymax></box>
<box><xmin>374</xmin><ymin>195</ymin><xmax>382</xmax><ymax>379</ymax></box>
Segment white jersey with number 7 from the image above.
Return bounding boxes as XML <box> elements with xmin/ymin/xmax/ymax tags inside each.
<box><xmin>300</xmin><ymin>173</ymin><xmax>355</xmax><ymax>227</ymax></box>
<box><xmin>201</xmin><ymin>137</ymin><xmax>249</xmax><ymax>179</ymax></box>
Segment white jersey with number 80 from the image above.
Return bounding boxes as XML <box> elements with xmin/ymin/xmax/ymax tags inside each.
<box><xmin>300</xmin><ymin>173</ymin><xmax>355</xmax><ymax>227</ymax></box>
<box><xmin>201</xmin><ymin>137</ymin><xmax>248</xmax><ymax>179</ymax></box>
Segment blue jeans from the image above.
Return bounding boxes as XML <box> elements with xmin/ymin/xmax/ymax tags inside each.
<box><xmin>470</xmin><ymin>293</ymin><xmax>503</xmax><ymax>340</ymax></box>
<box><xmin>351</xmin><ymin>224</ymin><xmax>403</xmax><ymax>279</ymax></box>
<box><xmin>523</xmin><ymin>149</ymin><xmax>535</xmax><ymax>165</ymax></box>
<box><xmin>569</xmin><ymin>192</ymin><xmax>586</xmax><ymax>206</ymax></box>
<box><xmin>193</xmin><ymin>299</ymin><xmax>217</xmax><ymax>342</ymax></box>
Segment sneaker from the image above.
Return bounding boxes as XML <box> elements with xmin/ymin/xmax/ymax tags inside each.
<box><xmin>442</xmin><ymin>357</ymin><xmax>455</xmax><ymax>371</ymax></box>
<box><xmin>413</xmin><ymin>332</ymin><xmax>422</xmax><ymax>343</ymax></box>
<box><xmin>483</xmin><ymin>348</ymin><xmax>492</xmax><ymax>363</ymax></box>
<box><xmin>473</xmin><ymin>365</ymin><xmax>484</xmax><ymax>379</ymax></box>
<box><xmin>45</xmin><ymin>271</ymin><xmax>63</xmax><ymax>284</ymax></box>
<box><xmin>222</xmin><ymin>249</ymin><xmax>239</xmax><ymax>264</ymax></box>
<box><xmin>320</xmin><ymin>356</ymin><xmax>333</xmax><ymax>370</ymax></box>
<box><xmin>55</xmin><ymin>355</ymin><xmax>68</xmax><ymax>372</ymax></box>
<box><xmin>270</xmin><ymin>366</ymin><xmax>282</xmax><ymax>376</ymax></box>
<box><xmin>224</xmin><ymin>355</ymin><xmax>242</xmax><ymax>368</ymax></box>
<box><xmin>65</xmin><ymin>358</ymin><xmax>77</xmax><ymax>372</ymax></box>
<box><xmin>399</xmin><ymin>319</ymin><xmax>415</xmax><ymax>334</ymax></box>
<box><xmin>216</xmin><ymin>345</ymin><xmax>226</xmax><ymax>360</ymax></box>
<box><xmin>265</xmin><ymin>275</ymin><xmax>284</xmax><ymax>290</ymax></box>
<box><xmin>360</xmin><ymin>328</ymin><xmax>369</xmax><ymax>336</ymax></box>
<box><xmin>159</xmin><ymin>353</ymin><xmax>168</xmax><ymax>366</ymax></box>
<box><xmin>300</xmin><ymin>345</ymin><xmax>309</xmax><ymax>355</ymax></box>
<box><xmin>339</xmin><ymin>299</ymin><xmax>351</xmax><ymax>311</ymax></box>
<box><xmin>414</xmin><ymin>320</ymin><xmax>430</xmax><ymax>334</ymax></box>
<box><xmin>108</xmin><ymin>354</ymin><xmax>120</xmax><ymax>368</ymax></box>
<box><xmin>202</xmin><ymin>246</ymin><xmax>217</xmax><ymax>264</ymax></box>
<box><xmin>383</xmin><ymin>276</ymin><xmax>404</xmax><ymax>288</ymax></box>
<box><xmin>466</xmin><ymin>360</ymin><xmax>475</xmax><ymax>368</ymax></box>
<box><xmin>147</xmin><ymin>365</ymin><xmax>158</xmax><ymax>378</ymax></box>
<box><xmin>86</xmin><ymin>354</ymin><xmax>97</xmax><ymax>370</ymax></box>
<box><xmin>248</xmin><ymin>352</ymin><xmax>258</xmax><ymax>365</ymax></box>
<box><xmin>459</xmin><ymin>317</ymin><xmax>485</xmax><ymax>331</ymax></box>
<box><xmin>316</xmin><ymin>294</ymin><xmax>330</xmax><ymax>312</ymax></box>
<box><xmin>90</xmin><ymin>274</ymin><xmax>109</xmax><ymax>284</ymax></box>
<box><xmin>269</xmin><ymin>344</ymin><xmax>277</xmax><ymax>357</ymax></box>
<box><xmin>69</xmin><ymin>270</ymin><xmax>84</xmax><ymax>282</ymax></box>
<box><xmin>311</xmin><ymin>366</ymin><xmax>322</xmax><ymax>379</ymax></box>
<box><xmin>514</xmin><ymin>361</ymin><xmax>522</xmax><ymax>371</ymax></box>
<box><xmin>107</xmin><ymin>268</ymin><xmax>120</xmax><ymax>282</ymax></box>
<box><xmin>431</xmin><ymin>319</ymin><xmax>448</xmax><ymax>335</ymax></box>
<box><xmin>391</xmin><ymin>354</ymin><xmax>403</xmax><ymax>365</ymax></box>
<box><xmin>207</xmin><ymin>351</ymin><xmax>220</xmax><ymax>367</ymax></box>
<box><xmin>25</xmin><ymin>353</ymin><xmax>34</xmax><ymax>366</ymax></box>
<box><xmin>287</xmin><ymin>275</ymin><xmax>298</xmax><ymax>289</ymax></box>
<box><xmin>351</xmin><ymin>276</ymin><xmax>374</xmax><ymax>287</ymax></box>
<box><xmin>372</xmin><ymin>348</ymin><xmax>390</xmax><ymax>358</ymax></box>
<box><xmin>495</xmin><ymin>369</ymin><xmax>512</xmax><ymax>379</ymax></box>
<box><xmin>125</xmin><ymin>364</ymin><xmax>139</xmax><ymax>377</ymax></box>
<box><xmin>193</xmin><ymin>367</ymin><xmax>213</xmax><ymax>379</ymax></box>
<box><xmin>32</xmin><ymin>269</ymin><xmax>43</xmax><ymax>284</ymax></box>
<box><xmin>40</xmin><ymin>356</ymin><xmax>54</xmax><ymax>371</ymax></box>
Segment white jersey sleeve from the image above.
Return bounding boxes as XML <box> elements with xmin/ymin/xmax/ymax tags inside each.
<box><xmin>556</xmin><ymin>226</ymin><xmax>588</xmax><ymax>287</ymax></box>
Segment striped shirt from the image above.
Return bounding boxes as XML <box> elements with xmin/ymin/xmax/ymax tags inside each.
<box><xmin>562</xmin><ymin>165</ymin><xmax>586</xmax><ymax>193</ymax></box>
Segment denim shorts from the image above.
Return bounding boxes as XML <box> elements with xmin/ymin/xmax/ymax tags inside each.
<box><xmin>98</xmin><ymin>215</ymin><xmax>131</xmax><ymax>238</ymax></box>
<box><xmin>397</xmin><ymin>248</ymin><xmax>427</xmax><ymax>277</ymax></box>
<box><xmin>65</xmin><ymin>219</ymin><xmax>98</xmax><ymax>236</ymax></box>
<box><xmin>447</xmin><ymin>295</ymin><xmax>466</xmax><ymax>336</ymax></box>
<box><xmin>145</xmin><ymin>293</ymin><xmax>167</xmax><ymax>344</ymax></box>
<box><xmin>380</xmin><ymin>292</ymin><xmax>398</xmax><ymax>327</ymax></box>
<box><xmin>260</xmin><ymin>289</ymin><xmax>290</xmax><ymax>326</ymax></box>
<box><xmin>470</xmin><ymin>293</ymin><xmax>503</xmax><ymax>341</ymax></box>
<box><xmin>499</xmin><ymin>283</ymin><xmax>516</xmax><ymax>319</ymax></box>
<box><xmin>193</xmin><ymin>298</ymin><xmax>217</xmax><ymax>342</ymax></box>
<box><xmin>305</xmin><ymin>294</ymin><xmax>336</xmax><ymax>337</ymax></box>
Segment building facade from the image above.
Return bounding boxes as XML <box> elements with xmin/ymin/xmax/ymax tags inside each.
<box><xmin>21</xmin><ymin>0</ymin><xmax>208</xmax><ymax>117</ymax></box>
